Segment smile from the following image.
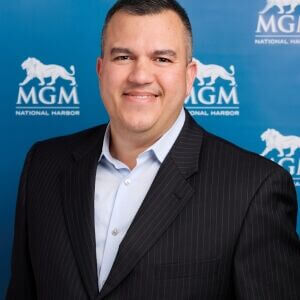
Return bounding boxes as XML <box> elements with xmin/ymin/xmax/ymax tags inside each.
<box><xmin>123</xmin><ymin>91</ymin><xmax>159</xmax><ymax>102</ymax></box>
<box><xmin>124</xmin><ymin>94</ymin><xmax>157</xmax><ymax>98</ymax></box>
<box><xmin>123</xmin><ymin>93</ymin><xmax>158</xmax><ymax>97</ymax></box>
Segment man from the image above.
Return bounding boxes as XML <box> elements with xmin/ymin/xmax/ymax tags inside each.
<box><xmin>7</xmin><ymin>0</ymin><xmax>300</xmax><ymax>299</ymax></box>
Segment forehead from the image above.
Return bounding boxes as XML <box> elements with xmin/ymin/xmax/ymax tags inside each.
<box><xmin>104</xmin><ymin>10</ymin><xmax>187</xmax><ymax>54</ymax></box>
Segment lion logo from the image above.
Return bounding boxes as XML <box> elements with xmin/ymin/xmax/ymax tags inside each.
<box><xmin>260</xmin><ymin>0</ymin><xmax>300</xmax><ymax>14</ymax></box>
<box><xmin>192</xmin><ymin>58</ymin><xmax>236</xmax><ymax>87</ymax></box>
<box><xmin>261</xmin><ymin>128</ymin><xmax>300</xmax><ymax>157</ymax></box>
<box><xmin>19</xmin><ymin>57</ymin><xmax>76</xmax><ymax>86</ymax></box>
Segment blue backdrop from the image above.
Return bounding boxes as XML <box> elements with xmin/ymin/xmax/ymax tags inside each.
<box><xmin>1</xmin><ymin>0</ymin><xmax>299</xmax><ymax>297</ymax></box>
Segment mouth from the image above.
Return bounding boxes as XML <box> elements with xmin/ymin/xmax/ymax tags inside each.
<box><xmin>123</xmin><ymin>91</ymin><xmax>159</xmax><ymax>102</ymax></box>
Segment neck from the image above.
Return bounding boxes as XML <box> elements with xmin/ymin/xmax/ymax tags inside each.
<box><xmin>108</xmin><ymin>109</ymin><xmax>183</xmax><ymax>169</ymax></box>
<box><xmin>109</xmin><ymin>125</ymin><xmax>162</xmax><ymax>170</ymax></box>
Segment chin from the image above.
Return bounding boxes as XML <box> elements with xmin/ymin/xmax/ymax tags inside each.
<box><xmin>123</xmin><ymin>116</ymin><xmax>157</xmax><ymax>134</ymax></box>
<box><xmin>125</xmin><ymin>123</ymin><xmax>154</xmax><ymax>134</ymax></box>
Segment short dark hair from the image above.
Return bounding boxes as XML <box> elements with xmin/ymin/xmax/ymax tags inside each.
<box><xmin>101</xmin><ymin>0</ymin><xmax>193</xmax><ymax>62</ymax></box>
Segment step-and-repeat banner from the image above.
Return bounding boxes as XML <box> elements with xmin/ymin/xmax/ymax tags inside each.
<box><xmin>1</xmin><ymin>0</ymin><xmax>299</xmax><ymax>296</ymax></box>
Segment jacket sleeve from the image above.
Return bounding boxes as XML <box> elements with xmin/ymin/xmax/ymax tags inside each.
<box><xmin>234</xmin><ymin>168</ymin><xmax>300</xmax><ymax>299</ymax></box>
<box><xmin>6</xmin><ymin>144</ymin><xmax>38</xmax><ymax>300</ymax></box>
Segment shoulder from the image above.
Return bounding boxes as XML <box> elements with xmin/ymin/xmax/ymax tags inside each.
<box><xmin>34</xmin><ymin>124</ymin><xmax>106</xmax><ymax>154</ymax></box>
<box><xmin>195</xmin><ymin>127</ymin><xmax>296</xmax><ymax>214</ymax></box>
<box><xmin>199</xmin><ymin>126</ymin><xmax>291</xmax><ymax>180</ymax></box>
<box><xmin>181</xmin><ymin>111</ymin><xmax>290</xmax><ymax>181</ymax></box>
<box><xmin>26</xmin><ymin>124</ymin><xmax>107</xmax><ymax>168</ymax></box>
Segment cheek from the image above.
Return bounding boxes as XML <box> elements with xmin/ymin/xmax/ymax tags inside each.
<box><xmin>159</xmin><ymin>69</ymin><xmax>187</xmax><ymax>97</ymax></box>
<box><xmin>101</xmin><ymin>64</ymin><xmax>127</xmax><ymax>93</ymax></box>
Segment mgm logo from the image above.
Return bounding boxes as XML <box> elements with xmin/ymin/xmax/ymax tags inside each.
<box><xmin>260</xmin><ymin>128</ymin><xmax>300</xmax><ymax>186</ymax></box>
<box><xmin>184</xmin><ymin>57</ymin><xmax>239</xmax><ymax>117</ymax></box>
<box><xmin>255</xmin><ymin>0</ymin><xmax>300</xmax><ymax>45</ymax></box>
<box><xmin>16</xmin><ymin>57</ymin><xmax>80</xmax><ymax>117</ymax></box>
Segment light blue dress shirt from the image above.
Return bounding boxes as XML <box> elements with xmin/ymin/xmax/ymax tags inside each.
<box><xmin>94</xmin><ymin>108</ymin><xmax>185</xmax><ymax>291</ymax></box>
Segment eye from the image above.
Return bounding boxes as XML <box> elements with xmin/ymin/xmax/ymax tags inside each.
<box><xmin>154</xmin><ymin>57</ymin><xmax>172</xmax><ymax>63</ymax></box>
<box><xmin>113</xmin><ymin>56</ymin><xmax>132</xmax><ymax>61</ymax></box>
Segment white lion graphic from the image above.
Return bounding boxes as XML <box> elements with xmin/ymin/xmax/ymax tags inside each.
<box><xmin>192</xmin><ymin>58</ymin><xmax>236</xmax><ymax>87</ymax></box>
<box><xmin>19</xmin><ymin>57</ymin><xmax>76</xmax><ymax>86</ymax></box>
<box><xmin>260</xmin><ymin>0</ymin><xmax>300</xmax><ymax>14</ymax></box>
<box><xmin>261</xmin><ymin>128</ymin><xmax>300</xmax><ymax>157</ymax></box>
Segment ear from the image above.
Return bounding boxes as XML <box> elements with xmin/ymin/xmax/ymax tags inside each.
<box><xmin>96</xmin><ymin>57</ymin><xmax>103</xmax><ymax>79</ymax></box>
<box><xmin>185</xmin><ymin>59</ymin><xmax>197</xmax><ymax>97</ymax></box>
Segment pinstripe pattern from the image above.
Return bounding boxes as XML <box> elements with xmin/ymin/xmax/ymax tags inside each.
<box><xmin>7</xmin><ymin>111</ymin><xmax>300</xmax><ymax>299</ymax></box>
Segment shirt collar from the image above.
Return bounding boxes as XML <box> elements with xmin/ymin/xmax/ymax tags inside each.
<box><xmin>99</xmin><ymin>107</ymin><xmax>185</xmax><ymax>166</ymax></box>
<box><xmin>147</xmin><ymin>107</ymin><xmax>185</xmax><ymax>163</ymax></box>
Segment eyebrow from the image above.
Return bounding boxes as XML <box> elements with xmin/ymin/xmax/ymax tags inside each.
<box><xmin>110</xmin><ymin>47</ymin><xmax>177</xmax><ymax>58</ymax></box>
<box><xmin>153</xmin><ymin>49</ymin><xmax>177</xmax><ymax>58</ymax></box>
<box><xmin>110</xmin><ymin>47</ymin><xmax>133</xmax><ymax>55</ymax></box>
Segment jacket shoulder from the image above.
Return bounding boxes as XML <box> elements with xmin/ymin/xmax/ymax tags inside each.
<box><xmin>27</xmin><ymin>124</ymin><xmax>106</xmax><ymax>167</ymax></box>
<box><xmin>201</xmin><ymin>129</ymin><xmax>290</xmax><ymax>178</ymax></box>
<box><xmin>37</xmin><ymin>124</ymin><xmax>105</xmax><ymax>150</ymax></box>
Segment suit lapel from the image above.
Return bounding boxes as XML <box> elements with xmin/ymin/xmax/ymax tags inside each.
<box><xmin>98</xmin><ymin>111</ymin><xmax>204</xmax><ymax>299</ymax></box>
<box><xmin>62</xmin><ymin>125</ymin><xmax>106</xmax><ymax>299</ymax></box>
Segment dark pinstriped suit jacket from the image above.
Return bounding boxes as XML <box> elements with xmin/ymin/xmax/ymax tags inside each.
<box><xmin>7</xmin><ymin>111</ymin><xmax>300</xmax><ymax>299</ymax></box>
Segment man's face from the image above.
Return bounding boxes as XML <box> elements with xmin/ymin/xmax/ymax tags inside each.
<box><xmin>97</xmin><ymin>10</ymin><xmax>196</xmax><ymax>137</ymax></box>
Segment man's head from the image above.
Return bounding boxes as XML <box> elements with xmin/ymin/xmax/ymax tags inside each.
<box><xmin>101</xmin><ymin>0</ymin><xmax>193</xmax><ymax>63</ymax></box>
<box><xmin>97</xmin><ymin>0</ymin><xmax>197</xmax><ymax>140</ymax></box>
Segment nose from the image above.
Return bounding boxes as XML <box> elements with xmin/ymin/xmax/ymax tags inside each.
<box><xmin>127</xmin><ymin>58</ymin><xmax>154</xmax><ymax>85</ymax></box>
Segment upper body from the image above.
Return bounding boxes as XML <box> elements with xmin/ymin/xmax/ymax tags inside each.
<box><xmin>6</xmin><ymin>110</ymin><xmax>300</xmax><ymax>299</ymax></box>
<box><xmin>7</xmin><ymin>0</ymin><xmax>300</xmax><ymax>299</ymax></box>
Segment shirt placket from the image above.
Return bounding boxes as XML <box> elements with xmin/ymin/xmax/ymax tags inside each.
<box><xmin>98</xmin><ymin>168</ymin><xmax>134</xmax><ymax>288</ymax></box>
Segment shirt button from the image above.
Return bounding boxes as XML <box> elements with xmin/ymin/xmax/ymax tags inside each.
<box><xmin>124</xmin><ymin>178</ymin><xmax>131</xmax><ymax>185</ymax></box>
<box><xmin>111</xmin><ymin>228</ymin><xmax>119</xmax><ymax>236</ymax></box>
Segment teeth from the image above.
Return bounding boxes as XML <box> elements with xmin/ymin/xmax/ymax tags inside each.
<box><xmin>133</xmin><ymin>95</ymin><xmax>150</xmax><ymax>98</ymax></box>
<box><xmin>126</xmin><ymin>95</ymin><xmax>155</xmax><ymax>98</ymax></box>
